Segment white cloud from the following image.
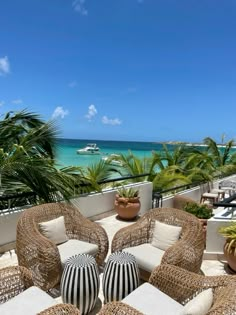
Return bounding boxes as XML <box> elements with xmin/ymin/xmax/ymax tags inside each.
<box><xmin>0</xmin><ymin>100</ymin><xmax>4</xmax><ymax>107</ymax></box>
<box><xmin>52</xmin><ymin>106</ymin><xmax>69</xmax><ymax>119</ymax></box>
<box><xmin>72</xmin><ymin>0</ymin><xmax>88</xmax><ymax>15</ymax></box>
<box><xmin>68</xmin><ymin>80</ymin><xmax>77</xmax><ymax>88</ymax></box>
<box><xmin>85</xmin><ymin>104</ymin><xmax>97</xmax><ymax>120</ymax></box>
<box><xmin>102</xmin><ymin>116</ymin><xmax>122</xmax><ymax>126</ymax></box>
<box><xmin>0</xmin><ymin>56</ymin><xmax>10</xmax><ymax>76</ymax></box>
<box><xmin>12</xmin><ymin>99</ymin><xmax>23</xmax><ymax>104</ymax></box>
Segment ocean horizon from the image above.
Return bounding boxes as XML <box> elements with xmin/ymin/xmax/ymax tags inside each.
<box><xmin>55</xmin><ymin>138</ymin><xmax>236</xmax><ymax>168</ymax></box>
<box><xmin>55</xmin><ymin>138</ymin><xmax>164</xmax><ymax>168</ymax></box>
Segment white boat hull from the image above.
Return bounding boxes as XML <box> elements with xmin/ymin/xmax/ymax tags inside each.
<box><xmin>77</xmin><ymin>150</ymin><xmax>100</xmax><ymax>155</ymax></box>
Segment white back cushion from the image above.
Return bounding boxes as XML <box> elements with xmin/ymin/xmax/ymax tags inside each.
<box><xmin>151</xmin><ymin>220</ymin><xmax>182</xmax><ymax>251</ymax></box>
<box><xmin>39</xmin><ymin>215</ymin><xmax>68</xmax><ymax>245</ymax></box>
<box><xmin>180</xmin><ymin>288</ymin><xmax>213</xmax><ymax>315</ymax></box>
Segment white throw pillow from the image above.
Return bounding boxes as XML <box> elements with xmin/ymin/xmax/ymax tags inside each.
<box><xmin>180</xmin><ymin>288</ymin><xmax>213</xmax><ymax>315</ymax></box>
<box><xmin>39</xmin><ymin>216</ymin><xmax>68</xmax><ymax>245</ymax></box>
<box><xmin>151</xmin><ymin>220</ymin><xmax>182</xmax><ymax>251</ymax></box>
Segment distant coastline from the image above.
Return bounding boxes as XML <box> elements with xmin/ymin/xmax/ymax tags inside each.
<box><xmin>157</xmin><ymin>141</ymin><xmax>236</xmax><ymax>148</ymax></box>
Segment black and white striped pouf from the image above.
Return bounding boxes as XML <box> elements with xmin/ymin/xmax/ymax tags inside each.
<box><xmin>103</xmin><ymin>251</ymin><xmax>139</xmax><ymax>303</ymax></box>
<box><xmin>60</xmin><ymin>254</ymin><xmax>100</xmax><ymax>315</ymax></box>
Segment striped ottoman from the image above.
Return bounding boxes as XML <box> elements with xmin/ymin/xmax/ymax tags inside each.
<box><xmin>103</xmin><ymin>251</ymin><xmax>139</xmax><ymax>303</ymax></box>
<box><xmin>60</xmin><ymin>254</ymin><xmax>100</xmax><ymax>315</ymax></box>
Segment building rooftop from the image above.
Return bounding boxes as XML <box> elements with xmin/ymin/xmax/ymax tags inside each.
<box><xmin>0</xmin><ymin>213</ymin><xmax>229</xmax><ymax>314</ymax></box>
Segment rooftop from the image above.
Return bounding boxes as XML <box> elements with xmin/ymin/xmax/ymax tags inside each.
<box><xmin>0</xmin><ymin>212</ymin><xmax>229</xmax><ymax>315</ymax></box>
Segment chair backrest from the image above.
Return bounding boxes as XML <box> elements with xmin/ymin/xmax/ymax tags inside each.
<box><xmin>144</xmin><ymin>207</ymin><xmax>203</xmax><ymax>244</ymax></box>
<box><xmin>173</xmin><ymin>195</ymin><xmax>198</xmax><ymax>210</ymax></box>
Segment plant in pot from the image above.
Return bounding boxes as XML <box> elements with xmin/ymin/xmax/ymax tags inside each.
<box><xmin>183</xmin><ymin>202</ymin><xmax>213</xmax><ymax>245</ymax></box>
<box><xmin>114</xmin><ymin>186</ymin><xmax>140</xmax><ymax>220</ymax></box>
<box><xmin>218</xmin><ymin>222</ymin><xmax>236</xmax><ymax>273</ymax></box>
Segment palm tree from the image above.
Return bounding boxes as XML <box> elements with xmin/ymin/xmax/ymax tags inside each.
<box><xmin>203</xmin><ymin>137</ymin><xmax>236</xmax><ymax>176</ymax></box>
<box><xmin>108</xmin><ymin>151</ymin><xmax>157</xmax><ymax>183</ymax></box>
<box><xmin>0</xmin><ymin>109</ymin><xmax>83</xmax><ymax>203</ymax></box>
<box><xmin>0</xmin><ymin>109</ymin><xmax>57</xmax><ymax>159</ymax></box>
<box><xmin>79</xmin><ymin>160</ymin><xmax>113</xmax><ymax>192</ymax></box>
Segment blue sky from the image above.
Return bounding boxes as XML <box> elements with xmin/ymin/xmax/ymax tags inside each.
<box><xmin>0</xmin><ymin>0</ymin><xmax>236</xmax><ymax>142</ymax></box>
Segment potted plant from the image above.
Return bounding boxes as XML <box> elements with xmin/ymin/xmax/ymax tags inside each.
<box><xmin>183</xmin><ymin>202</ymin><xmax>213</xmax><ymax>245</ymax></box>
<box><xmin>114</xmin><ymin>186</ymin><xmax>140</xmax><ymax>220</ymax></box>
<box><xmin>218</xmin><ymin>222</ymin><xmax>236</xmax><ymax>273</ymax></box>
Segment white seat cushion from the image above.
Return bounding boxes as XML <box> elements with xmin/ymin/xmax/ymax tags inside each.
<box><xmin>39</xmin><ymin>216</ymin><xmax>68</xmax><ymax>245</ymax></box>
<box><xmin>180</xmin><ymin>288</ymin><xmax>213</xmax><ymax>315</ymax></box>
<box><xmin>151</xmin><ymin>220</ymin><xmax>182</xmax><ymax>251</ymax></box>
<box><xmin>124</xmin><ymin>243</ymin><xmax>165</xmax><ymax>272</ymax></box>
<box><xmin>0</xmin><ymin>286</ymin><xmax>57</xmax><ymax>315</ymax></box>
<box><xmin>58</xmin><ymin>239</ymin><xmax>99</xmax><ymax>267</ymax></box>
<box><xmin>122</xmin><ymin>282</ymin><xmax>183</xmax><ymax>315</ymax></box>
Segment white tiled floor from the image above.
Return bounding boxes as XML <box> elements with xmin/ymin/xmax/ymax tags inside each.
<box><xmin>0</xmin><ymin>214</ymin><xmax>229</xmax><ymax>314</ymax></box>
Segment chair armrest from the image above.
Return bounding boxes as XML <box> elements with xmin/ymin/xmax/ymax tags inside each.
<box><xmin>98</xmin><ymin>302</ymin><xmax>143</xmax><ymax>315</ymax></box>
<box><xmin>0</xmin><ymin>266</ymin><xmax>33</xmax><ymax>304</ymax></box>
<box><xmin>207</xmin><ymin>285</ymin><xmax>236</xmax><ymax>315</ymax></box>
<box><xmin>38</xmin><ymin>303</ymin><xmax>80</xmax><ymax>314</ymax></box>
<box><xmin>149</xmin><ymin>264</ymin><xmax>236</xmax><ymax>304</ymax></box>
<box><xmin>17</xmin><ymin>225</ymin><xmax>62</xmax><ymax>290</ymax></box>
<box><xmin>111</xmin><ymin>218</ymin><xmax>150</xmax><ymax>253</ymax></box>
<box><xmin>71</xmin><ymin>218</ymin><xmax>109</xmax><ymax>266</ymax></box>
<box><xmin>161</xmin><ymin>239</ymin><xmax>203</xmax><ymax>273</ymax></box>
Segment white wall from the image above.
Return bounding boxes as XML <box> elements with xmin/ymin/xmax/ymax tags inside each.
<box><xmin>70</xmin><ymin>181</ymin><xmax>153</xmax><ymax>217</ymax></box>
<box><xmin>0</xmin><ymin>181</ymin><xmax>153</xmax><ymax>250</ymax></box>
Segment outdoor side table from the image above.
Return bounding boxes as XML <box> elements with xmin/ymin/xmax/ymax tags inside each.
<box><xmin>103</xmin><ymin>251</ymin><xmax>139</xmax><ymax>303</ymax></box>
<box><xmin>60</xmin><ymin>254</ymin><xmax>100</xmax><ymax>315</ymax></box>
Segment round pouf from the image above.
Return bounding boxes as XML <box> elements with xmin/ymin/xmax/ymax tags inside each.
<box><xmin>60</xmin><ymin>254</ymin><xmax>100</xmax><ymax>315</ymax></box>
<box><xmin>103</xmin><ymin>251</ymin><xmax>139</xmax><ymax>303</ymax></box>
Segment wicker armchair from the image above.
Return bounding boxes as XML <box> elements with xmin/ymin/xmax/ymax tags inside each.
<box><xmin>112</xmin><ymin>207</ymin><xmax>205</xmax><ymax>280</ymax></box>
<box><xmin>98</xmin><ymin>264</ymin><xmax>236</xmax><ymax>315</ymax></box>
<box><xmin>16</xmin><ymin>202</ymin><xmax>109</xmax><ymax>290</ymax></box>
<box><xmin>0</xmin><ymin>266</ymin><xmax>80</xmax><ymax>314</ymax></box>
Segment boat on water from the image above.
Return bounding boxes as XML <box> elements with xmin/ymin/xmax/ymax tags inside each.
<box><xmin>102</xmin><ymin>154</ymin><xmax>123</xmax><ymax>166</ymax></box>
<box><xmin>76</xmin><ymin>143</ymin><xmax>101</xmax><ymax>155</ymax></box>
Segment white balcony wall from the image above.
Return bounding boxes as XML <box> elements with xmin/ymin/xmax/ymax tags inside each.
<box><xmin>70</xmin><ymin>181</ymin><xmax>153</xmax><ymax>218</ymax></box>
<box><xmin>0</xmin><ymin>181</ymin><xmax>153</xmax><ymax>252</ymax></box>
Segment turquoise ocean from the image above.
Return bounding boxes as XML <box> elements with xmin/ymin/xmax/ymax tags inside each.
<box><xmin>55</xmin><ymin>139</ymin><xmax>165</xmax><ymax>168</ymax></box>
<box><xmin>55</xmin><ymin>138</ymin><xmax>236</xmax><ymax>169</ymax></box>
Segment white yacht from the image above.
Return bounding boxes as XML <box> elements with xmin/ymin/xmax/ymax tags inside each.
<box><xmin>102</xmin><ymin>154</ymin><xmax>123</xmax><ymax>166</ymax></box>
<box><xmin>76</xmin><ymin>143</ymin><xmax>100</xmax><ymax>155</ymax></box>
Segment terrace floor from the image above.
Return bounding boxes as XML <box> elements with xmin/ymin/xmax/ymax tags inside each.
<box><xmin>0</xmin><ymin>213</ymin><xmax>229</xmax><ymax>314</ymax></box>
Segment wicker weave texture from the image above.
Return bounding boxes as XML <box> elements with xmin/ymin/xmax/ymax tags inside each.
<box><xmin>98</xmin><ymin>264</ymin><xmax>236</xmax><ymax>315</ymax></box>
<box><xmin>98</xmin><ymin>302</ymin><xmax>143</xmax><ymax>315</ymax></box>
<box><xmin>172</xmin><ymin>194</ymin><xmax>198</xmax><ymax>210</ymax></box>
<box><xmin>38</xmin><ymin>303</ymin><xmax>80</xmax><ymax>314</ymax></box>
<box><xmin>111</xmin><ymin>207</ymin><xmax>205</xmax><ymax>277</ymax></box>
<box><xmin>16</xmin><ymin>202</ymin><xmax>109</xmax><ymax>290</ymax></box>
<box><xmin>149</xmin><ymin>264</ymin><xmax>236</xmax><ymax>315</ymax></box>
<box><xmin>0</xmin><ymin>266</ymin><xmax>33</xmax><ymax>304</ymax></box>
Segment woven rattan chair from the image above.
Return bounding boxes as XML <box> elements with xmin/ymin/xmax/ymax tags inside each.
<box><xmin>98</xmin><ymin>264</ymin><xmax>236</xmax><ymax>315</ymax></box>
<box><xmin>16</xmin><ymin>202</ymin><xmax>109</xmax><ymax>290</ymax></box>
<box><xmin>112</xmin><ymin>207</ymin><xmax>205</xmax><ymax>280</ymax></box>
<box><xmin>0</xmin><ymin>265</ymin><xmax>80</xmax><ymax>314</ymax></box>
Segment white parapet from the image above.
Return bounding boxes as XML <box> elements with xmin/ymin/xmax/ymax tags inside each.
<box><xmin>0</xmin><ymin>181</ymin><xmax>153</xmax><ymax>251</ymax></box>
<box><xmin>70</xmin><ymin>181</ymin><xmax>153</xmax><ymax>218</ymax></box>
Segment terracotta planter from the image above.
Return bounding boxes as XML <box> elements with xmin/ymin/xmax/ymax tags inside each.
<box><xmin>114</xmin><ymin>195</ymin><xmax>140</xmax><ymax>220</ymax></box>
<box><xmin>223</xmin><ymin>240</ymin><xmax>236</xmax><ymax>273</ymax></box>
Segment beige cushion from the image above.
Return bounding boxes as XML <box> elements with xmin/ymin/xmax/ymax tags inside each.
<box><xmin>57</xmin><ymin>239</ymin><xmax>99</xmax><ymax>267</ymax></box>
<box><xmin>123</xmin><ymin>282</ymin><xmax>183</xmax><ymax>315</ymax></box>
<box><xmin>39</xmin><ymin>216</ymin><xmax>68</xmax><ymax>245</ymax></box>
<box><xmin>151</xmin><ymin>220</ymin><xmax>182</xmax><ymax>251</ymax></box>
<box><xmin>124</xmin><ymin>243</ymin><xmax>165</xmax><ymax>272</ymax></box>
<box><xmin>180</xmin><ymin>288</ymin><xmax>213</xmax><ymax>315</ymax></box>
<box><xmin>0</xmin><ymin>286</ymin><xmax>57</xmax><ymax>315</ymax></box>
